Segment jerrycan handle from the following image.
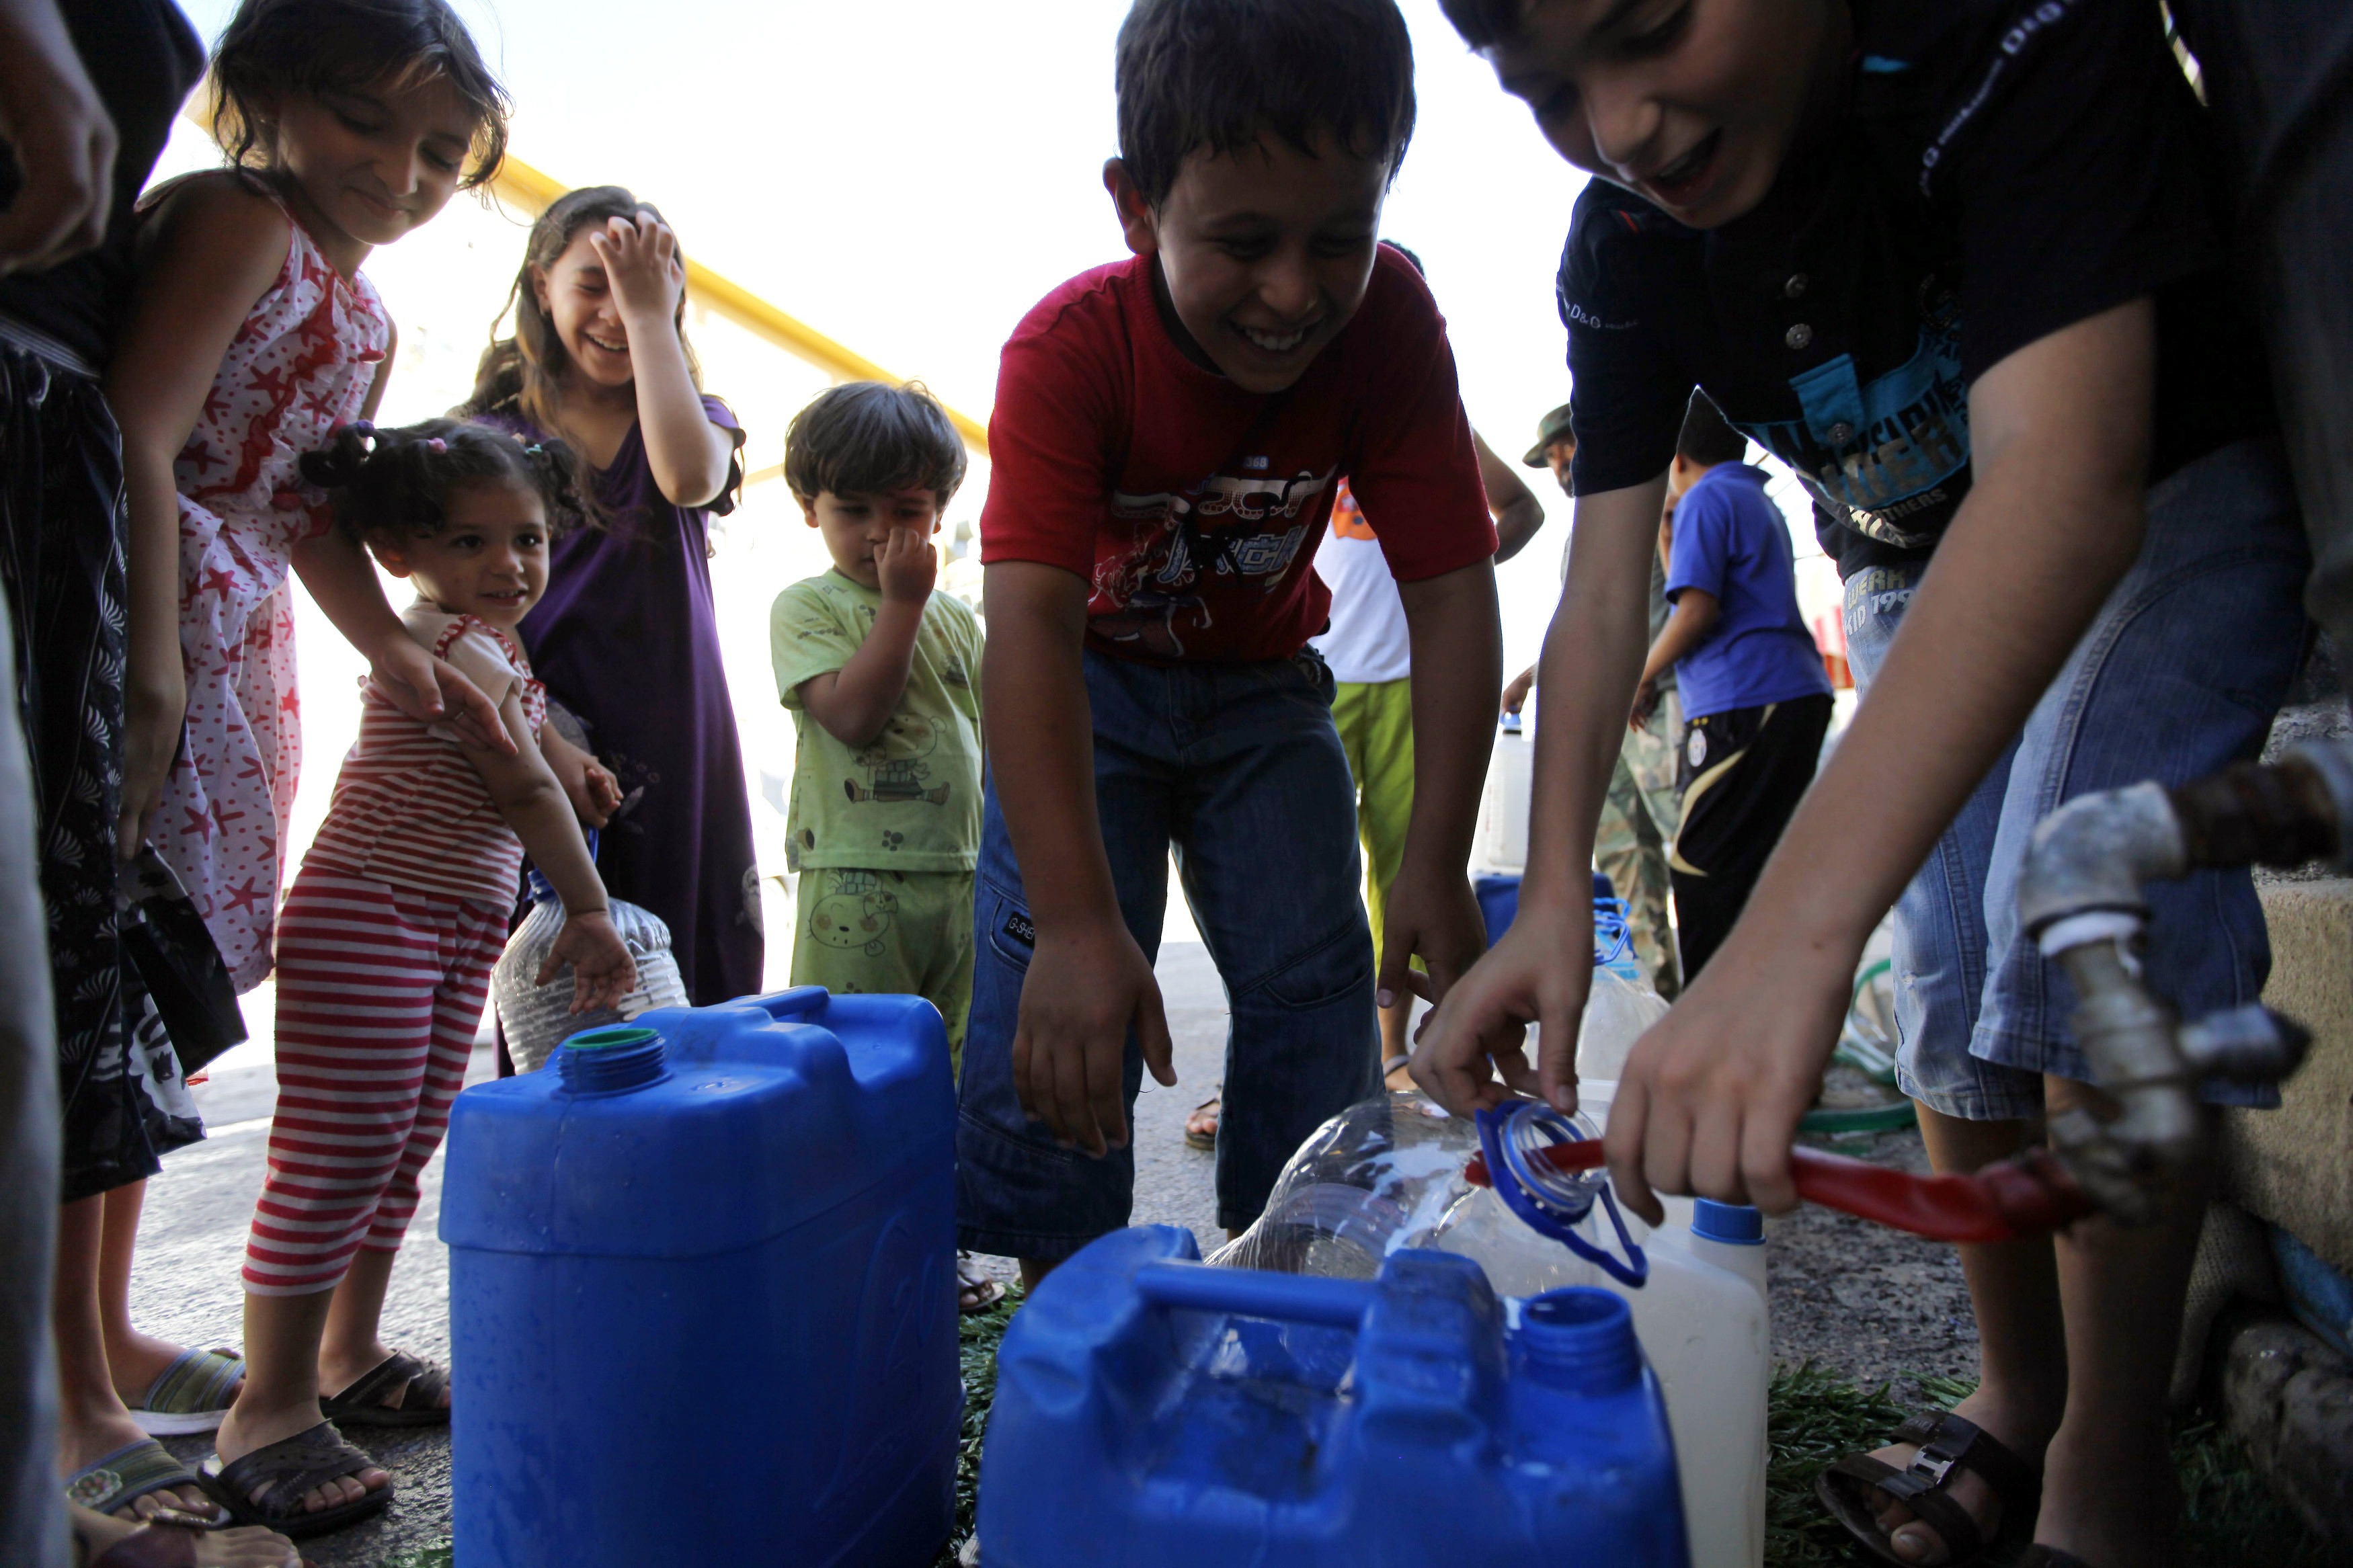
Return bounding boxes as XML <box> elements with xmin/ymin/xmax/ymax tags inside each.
<box><xmin>754</xmin><ymin>985</ymin><xmax>830</xmax><ymax>1021</ymax></box>
<box><xmin>1136</xmin><ymin>1261</ymin><xmax>1373</xmax><ymax>1329</ymax></box>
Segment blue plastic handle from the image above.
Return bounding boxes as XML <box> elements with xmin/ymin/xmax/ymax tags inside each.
<box><xmin>756</xmin><ymin>985</ymin><xmax>830</xmax><ymax>1021</ymax></box>
<box><xmin>1135</xmin><ymin>1262</ymin><xmax>1373</xmax><ymax>1329</ymax></box>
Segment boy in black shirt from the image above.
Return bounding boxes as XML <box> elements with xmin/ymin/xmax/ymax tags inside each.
<box><xmin>1412</xmin><ymin>3</ymin><xmax>2307</xmax><ymax>1563</ymax></box>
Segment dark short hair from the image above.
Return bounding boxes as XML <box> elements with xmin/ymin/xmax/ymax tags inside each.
<box><xmin>1676</xmin><ymin>391</ymin><xmax>1749</xmax><ymax>468</ymax></box>
<box><xmin>1115</xmin><ymin>0</ymin><xmax>1417</xmax><ymax>207</ymax></box>
<box><xmin>785</xmin><ymin>383</ymin><xmax>969</xmax><ymax>509</ymax></box>
<box><xmin>1380</xmin><ymin>238</ymin><xmax>1427</xmax><ymax>278</ymax></box>
<box><xmin>1436</xmin><ymin>0</ymin><xmax>1527</xmax><ymax>49</ymax></box>
<box><xmin>301</xmin><ymin>418</ymin><xmax>584</xmax><ymax>544</ymax></box>
<box><xmin>211</xmin><ymin>0</ymin><xmax>510</xmax><ymax>188</ymax></box>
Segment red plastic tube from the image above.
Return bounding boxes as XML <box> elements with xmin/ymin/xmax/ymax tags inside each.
<box><xmin>1465</xmin><ymin>1139</ymin><xmax>2095</xmax><ymax>1245</ymax></box>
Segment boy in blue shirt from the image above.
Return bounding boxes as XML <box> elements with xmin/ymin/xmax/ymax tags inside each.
<box><xmin>1631</xmin><ymin>397</ymin><xmax>1829</xmax><ymax>979</ymax></box>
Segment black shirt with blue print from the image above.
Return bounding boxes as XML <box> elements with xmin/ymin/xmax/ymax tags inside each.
<box><xmin>1559</xmin><ymin>0</ymin><xmax>2276</xmax><ymax>580</ymax></box>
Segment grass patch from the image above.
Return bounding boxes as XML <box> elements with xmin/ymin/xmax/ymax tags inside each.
<box><xmin>935</xmin><ymin>1279</ymin><xmax>1024</xmax><ymax>1567</ymax></box>
<box><xmin>385</xmin><ymin>1549</ymin><xmax>452</xmax><ymax>1568</ymax></box>
<box><xmin>1761</xmin><ymin>1364</ymin><xmax>2327</xmax><ymax>1566</ymax></box>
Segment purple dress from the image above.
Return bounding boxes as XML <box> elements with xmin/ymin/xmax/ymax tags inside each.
<box><xmin>489</xmin><ymin>397</ymin><xmax>764</xmax><ymax>1004</ymax></box>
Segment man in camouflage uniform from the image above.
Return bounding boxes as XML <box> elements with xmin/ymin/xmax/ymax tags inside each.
<box><xmin>1519</xmin><ymin>407</ymin><xmax>1681</xmax><ymax>997</ymax></box>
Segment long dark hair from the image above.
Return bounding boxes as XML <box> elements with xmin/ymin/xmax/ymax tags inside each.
<box><xmin>210</xmin><ymin>0</ymin><xmax>509</xmax><ymax>187</ymax></box>
<box><xmin>458</xmin><ymin>185</ymin><xmax>703</xmax><ymax>442</ymax></box>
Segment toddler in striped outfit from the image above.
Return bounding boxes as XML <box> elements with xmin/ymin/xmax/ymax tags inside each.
<box><xmin>207</xmin><ymin>419</ymin><xmax>634</xmax><ymax>1535</ymax></box>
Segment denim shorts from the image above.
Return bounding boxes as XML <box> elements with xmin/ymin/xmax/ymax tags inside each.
<box><xmin>955</xmin><ymin>647</ymin><xmax>1381</xmax><ymax>1257</ymax></box>
<box><xmin>1843</xmin><ymin>438</ymin><xmax>2310</xmax><ymax>1120</ymax></box>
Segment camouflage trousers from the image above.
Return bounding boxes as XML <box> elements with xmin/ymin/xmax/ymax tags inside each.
<box><xmin>1595</xmin><ymin>693</ymin><xmax>1683</xmax><ymax>999</ymax></box>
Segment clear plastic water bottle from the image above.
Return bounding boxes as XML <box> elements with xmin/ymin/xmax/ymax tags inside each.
<box><xmin>491</xmin><ymin>866</ymin><xmax>689</xmax><ymax>1073</ymax></box>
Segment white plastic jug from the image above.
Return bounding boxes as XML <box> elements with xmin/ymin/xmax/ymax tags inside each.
<box><xmin>1571</xmin><ymin>967</ymin><xmax>1673</xmax><ymax>1081</ymax></box>
<box><xmin>1436</xmin><ymin>1186</ymin><xmax>1768</xmax><ymax>1568</ymax></box>
<box><xmin>1473</xmin><ymin>715</ymin><xmax>1533</xmax><ymax>874</ymax></box>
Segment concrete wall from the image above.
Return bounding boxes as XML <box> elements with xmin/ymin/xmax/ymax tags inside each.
<box><xmin>2231</xmin><ymin>878</ymin><xmax>2353</xmax><ymax>1276</ymax></box>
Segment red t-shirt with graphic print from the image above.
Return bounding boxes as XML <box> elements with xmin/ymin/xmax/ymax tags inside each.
<box><xmin>979</xmin><ymin>244</ymin><xmax>1497</xmax><ymax>663</ymax></box>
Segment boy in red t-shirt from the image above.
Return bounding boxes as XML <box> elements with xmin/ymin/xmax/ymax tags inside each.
<box><xmin>963</xmin><ymin>0</ymin><xmax>1503</xmax><ymax>1284</ymax></box>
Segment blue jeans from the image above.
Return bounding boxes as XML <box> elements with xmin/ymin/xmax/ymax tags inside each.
<box><xmin>956</xmin><ymin>648</ymin><xmax>1381</xmax><ymax>1257</ymax></box>
<box><xmin>1843</xmin><ymin>438</ymin><xmax>2310</xmax><ymax>1120</ymax></box>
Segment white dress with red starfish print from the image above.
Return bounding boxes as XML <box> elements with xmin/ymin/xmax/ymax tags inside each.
<box><xmin>151</xmin><ymin>172</ymin><xmax>389</xmax><ymax>991</ymax></box>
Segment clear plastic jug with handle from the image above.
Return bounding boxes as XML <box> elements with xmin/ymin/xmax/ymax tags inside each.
<box><xmin>490</xmin><ymin>831</ymin><xmax>688</xmax><ymax>1073</ymax></box>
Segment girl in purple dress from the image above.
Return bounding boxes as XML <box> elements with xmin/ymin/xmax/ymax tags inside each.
<box><xmin>459</xmin><ymin>187</ymin><xmax>763</xmax><ymax>1005</ymax></box>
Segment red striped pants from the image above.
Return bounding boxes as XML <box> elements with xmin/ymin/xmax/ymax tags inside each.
<box><xmin>243</xmin><ymin>864</ymin><xmax>508</xmax><ymax>1296</ymax></box>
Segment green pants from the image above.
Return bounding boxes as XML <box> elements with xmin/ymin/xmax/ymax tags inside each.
<box><xmin>1331</xmin><ymin>677</ymin><xmax>1414</xmax><ymax>975</ymax></box>
<box><xmin>1595</xmin><ymin>693</ymin><xmax>1683</xmax><ymax>999</ymax></box>
<box><xmin>789</xmin><ymin>867</ymin><xmax>975</xmax><ymax>1077</ymax></box>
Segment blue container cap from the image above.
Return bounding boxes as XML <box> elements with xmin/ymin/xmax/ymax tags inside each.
<box><xmin>1517</xmin><ymin>1287</ymin><xmax>1639</xmax><ymax>1396</ymax></box>
<box><xmin>1691</xmin><ymin>1198</ymin><xmax>1765</xmax><ymax>1245</ymax></box>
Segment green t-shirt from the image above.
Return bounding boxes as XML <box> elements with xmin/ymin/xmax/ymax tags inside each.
<box><xmin>770</xmin><ymin>570</ymin><xmax>984</xmax><ymax>873</ymax></box>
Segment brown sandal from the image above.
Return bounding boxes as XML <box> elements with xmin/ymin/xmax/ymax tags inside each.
<box><xmin>318</xmin><ymin>1351</ymin><xmax>448</xmax><ymax>1428</ymax></box>
<box><xmin>1815</xmin><ymin>1410</ymin><xmax>2041</xmax><ymax>1566</ymax></box>
<box><xmin>201</xmin><ymin>1422</ymin><xmax>391</xmax><ymax>1540</ymax></box>
<box><xmin>1184</xmin><ymin>1091</ymin><xmax>1220</xmax><ymax>1151</ymax></box>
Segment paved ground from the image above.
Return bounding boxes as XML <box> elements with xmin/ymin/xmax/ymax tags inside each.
<box><xmin>133</xmin><ymin>938</ymin><xmax>1970</xmax><ymax>1564</ymax></box>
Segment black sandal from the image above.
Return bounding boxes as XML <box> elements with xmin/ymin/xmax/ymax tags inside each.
<box><xmin>319</xmin><ymin>1351</ymin><xmax>448</xmax><ymax>1428</ymax></box>
<box><xmin>1815</xmin><ymin>1410</ymin><xmax>2042</xmax><ymax>1566</ymax></box>
<box><xmin>201</xmin><ymin>1421</ymin><xmax>391</xmax><ymax>1540</ymax></box>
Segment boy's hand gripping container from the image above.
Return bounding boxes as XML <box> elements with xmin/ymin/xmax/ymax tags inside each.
<box><xmin>976</xmin><ymin>1225</ymin><xmax>1689</xmax><ymax>1568</ymax></box>
<box><xmin>439</xmin><ymin>987</ymin><xmax>959</xmax><ymax>1567</ymax></box>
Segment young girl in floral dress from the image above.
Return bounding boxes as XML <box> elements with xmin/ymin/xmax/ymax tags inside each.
<box><xmin>461</xmin><ymin>185</ymin><xmax>764</xmax><ymax>1009</ymax></box>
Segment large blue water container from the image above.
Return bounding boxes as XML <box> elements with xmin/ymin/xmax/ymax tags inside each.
<box><xmin>439</xmin><ymin>987</ymin><xmax>959</xmax><ymax>1567</ymax></box>
<box><xmin>978</xmin><ymin>1225</ymin><xmax>1687</xmax><ymax>1567</ymax></box>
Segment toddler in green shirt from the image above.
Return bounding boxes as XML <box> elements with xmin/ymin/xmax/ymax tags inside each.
<box><xmin>771</xmin><ymin>382</ymin><xmax>983</xmax><ymax>1069</ymax></box>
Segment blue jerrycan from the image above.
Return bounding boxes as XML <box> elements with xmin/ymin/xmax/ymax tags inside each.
<box><xmin>978</xmin><ymin>1225</ymin><xmax>1688</xmax><ymax>1568</ymax></box>
<box><xmin>439</xmin><ymin>987</ymin><xmax>959</xmax><ymax>1568</ymax></box>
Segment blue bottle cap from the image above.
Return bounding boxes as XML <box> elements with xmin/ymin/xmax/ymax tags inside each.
<box><xmin>1691</xmin><ymin>1198</ymin><xmax>1765</xmax><ymax>1245</ymax></box>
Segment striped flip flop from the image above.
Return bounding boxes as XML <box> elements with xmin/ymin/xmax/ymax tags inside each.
<box><xmin>65</xmin><ymin>1438</ymin><xmax>225</xmax><ymax>1522</ymax></box>
<box><xmin>128</xmin><ymin>1346</ymin><xmax>245</xmax><ymax>1436</ymax></box>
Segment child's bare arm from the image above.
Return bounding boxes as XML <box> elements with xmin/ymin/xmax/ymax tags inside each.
<box><xmin>539</xmin><ymin>728</ymin><xmax>620</xmax><ymax>827</ymax></box>
<box><xmin>461</xmin><ymin>690</ymin><xmax>636</xmax><ymax>1012</ymax></box>
<box><xmin>0</xmin><ymin>0</ymin><xmax>114</xmax><ymax>274</ymax></box>
<box><xmin>104</xmin><ymin>179</ymin><xmax>289</xmax><ymax>851</ymax></box>
<box><xmin>982</xmin><ymin>561</ymin><xmax>1174</xmax><ymax>1157</ymax></box>
<box><xmin>1474</xmin><ymin>431</ymin><xmax>1547</xmax><ymax>563</ymax></box>
<box><xmin>1382</xmin><ymin>561</ymin><xmax>1502</xmax><ymax>1012</ymax></box>
<box><xmin>290</xmin><ymin>529</ymin><xmax>512</xmax><ymax>753</ymax></box>
<box><xmin>594</xmin><ymin>214</ymin><xmax>733</xmax><ymax>507</ymax></box>
<box><xmin>797</xmin><ymin>528</ymin><xmax>934</xmax><ymax>747</ymax></box>
<box><xmin>1410</xmin><ymin>476</ymin><xmax>1665</xmax><ymax>1118</ymax></box>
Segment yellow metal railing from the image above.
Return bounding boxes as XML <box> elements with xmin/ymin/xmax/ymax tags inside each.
<box><xmin>180</xmin><ymin>102</ymin><xmax>986</xmax><ymax>455</ymax></box>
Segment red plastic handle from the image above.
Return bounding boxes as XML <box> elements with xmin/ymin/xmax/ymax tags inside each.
<box><xmin>1464</xmin><ymin>1139</ymin><xmax>2092</xmax><ymax>1245</ymax></box>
